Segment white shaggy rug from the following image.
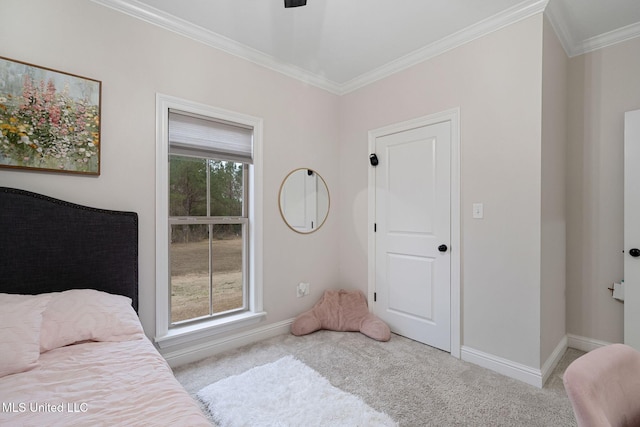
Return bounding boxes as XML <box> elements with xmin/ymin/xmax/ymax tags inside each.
<box><xmin>197</xmin><ymin>355</ymin><xmax>397</xmax><ymax>427</ymax></box>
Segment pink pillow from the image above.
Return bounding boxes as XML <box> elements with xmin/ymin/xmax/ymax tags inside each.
<box><xmin>0</xmin><ymin>293</ymin><xmax>52</xmax><ymax>377</ymax></box>
<box><xmin>40</xmin><ymin>289</ymin><xmax>144</xmax><ymax>352</ymax></box>
<box><xmin>291</xmin><ymin>289</ymin><xmax>391</xmax><ymax>341</ymax></box>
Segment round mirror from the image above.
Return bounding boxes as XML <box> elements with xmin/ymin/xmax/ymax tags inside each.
<box><xmin>279</xmin><ymin>168</ymin><xmax>329</xmax><ymax>233</ymax></box>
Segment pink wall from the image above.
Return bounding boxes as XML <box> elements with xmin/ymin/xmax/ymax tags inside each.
<box><xmin>338</xmin><ymin>15</ymin><xmax>545</xmax><ymax>367</ymax></box>
<box><xmin>0</xmin><ymin>0</ymin><xmax>342</xmax><ymax>336</ymax></box>
<box><xmin>541</xmin><ymin>16</ymin><xmax>568</xmax><ymax>364</ymax></box>
<box><xmin>566</xmin><ymin>36</ymin><xmax>640</xmax><ymax>344</ymax></box>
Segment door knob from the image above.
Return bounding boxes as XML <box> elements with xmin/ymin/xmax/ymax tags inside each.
<box><xmin>630</xmin><ymin>248</ymin><xmax>640</xmax><ymax>257</ymax></box>
<box><xmin>438</xmin><ymin>244</ymin><xmax>448</xmax><ymax>253</ymax></box>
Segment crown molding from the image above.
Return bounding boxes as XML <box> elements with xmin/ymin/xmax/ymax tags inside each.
<box><xmin>543</xmin><ymin>0</ymin><xmax>575</xmax><ymax>56</ymax></box>
<box><xmin>544</xmin><ymin>1</ymin><xmax>640</xmax><ymax>58</ymax></box>
<box><xmin>90</xmin><ymin>0</ymin><xmax>343</xmax><ymax>94</ymax></box>
<box><xmin>93</xmin><ymin>0</ymin><xmax>549</xmax><ymax>96</ymax></box>
<box><xmin>572</xmin><ymin>21</ymin><xmax>640</xmax><ymax>57</ymax></box>
<box><xmin>340</xmin><ymin>0</ymin><xmax>549</xmax><ymax>94</ymax></box>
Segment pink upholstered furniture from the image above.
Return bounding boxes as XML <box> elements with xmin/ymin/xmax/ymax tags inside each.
<box><xmin>563</xmin><ymin>343</ymin><xmax>640</xmax><ymax>427</ymax></box>
<box><xmin>291</xmin><ymin>289</ymin><xmax>391</xmax><ymax>341</ymax></box>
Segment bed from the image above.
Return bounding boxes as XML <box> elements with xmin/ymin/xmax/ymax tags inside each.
<box><xmin>0</xmin><ymin>187</ymin><xmax>211</xmax><ymax>426</ymax></box>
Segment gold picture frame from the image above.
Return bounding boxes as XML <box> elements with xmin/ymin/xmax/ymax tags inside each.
<box><xmin>0</xmin><ymin>56</ymin><xmax>101</xmax><ymax>175</ymax></box>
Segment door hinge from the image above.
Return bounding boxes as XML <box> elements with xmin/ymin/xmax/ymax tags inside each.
<box><xmin>374</xmin><ymin>223</ymin><xmax>377</xmax><ymax>232</ymax></box>
<box><xmin>374</xmin><ymin>292</ymin><xmax>377</xmax><ymax>302</ymax></box>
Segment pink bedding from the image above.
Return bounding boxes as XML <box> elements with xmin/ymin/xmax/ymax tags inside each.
<box><xmin>0</xmin><ymin>337</ymin><xmax>211</xmax><ymax>426</ymax></box>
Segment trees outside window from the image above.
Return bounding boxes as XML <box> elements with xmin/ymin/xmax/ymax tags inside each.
<box><xmin>169</xmin><ymin>155</ymin><xmax>248</xmax><ymax>324</ymax></box>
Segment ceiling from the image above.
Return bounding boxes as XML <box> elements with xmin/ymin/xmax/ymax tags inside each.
<box><xmin>93</xmin><ymin>0</ymin><xmax>640</xmax><ymax>94</ymax></box>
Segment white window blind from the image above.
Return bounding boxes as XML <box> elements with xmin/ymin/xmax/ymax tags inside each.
<box><xmin>169</xmin><ymin>110</ymin><xmax>253</xmax><ymax>163</ymax></box>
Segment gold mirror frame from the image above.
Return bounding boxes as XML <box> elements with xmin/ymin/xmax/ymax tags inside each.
<box><xmin>278</xmin><ymin>168</ymin><xmax>330</xmax><ymax>234</ymax></box>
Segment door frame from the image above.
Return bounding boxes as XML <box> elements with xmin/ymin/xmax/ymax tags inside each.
<box><xmin>367</xmin><ymin>108</ymin><xmax>461</xmax><ymax>358</ymax></box>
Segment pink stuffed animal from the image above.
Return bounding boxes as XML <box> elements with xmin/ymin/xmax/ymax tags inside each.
<box><xmin>291</xmin><ymin>289</ymin><xmax>391</xmax><ymax>341</ymax></box>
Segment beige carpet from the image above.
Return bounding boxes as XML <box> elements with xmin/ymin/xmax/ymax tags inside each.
<box><xmin>174</xmin><ymin>331</ymin><xmax>583</xmax><ymax>426</ymax></box>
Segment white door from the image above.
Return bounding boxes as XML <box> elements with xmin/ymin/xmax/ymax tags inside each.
<box><xmin>625</xmin><ymin>109</ymin><xmax>640</xmax><ymax>349</ymax></box>
<box><xmin>373</xmin><ymin>120</ymin><xmax>451</xmax><ymax>351</ymax></box>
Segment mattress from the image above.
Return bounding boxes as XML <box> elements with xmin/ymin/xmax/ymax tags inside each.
<box><xmin>0</xmin><ymin>337</ymin><xmax>211</xmax><ymax>426</ymax></box>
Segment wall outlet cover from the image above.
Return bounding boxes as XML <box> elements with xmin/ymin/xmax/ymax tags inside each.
<box><xmin>297</xmin><ymin>282</ymin><xmax>310</xmax><ymax>297</ymax></box>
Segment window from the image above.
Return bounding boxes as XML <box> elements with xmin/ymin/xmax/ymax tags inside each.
<box><xmin>155</xmin><ymin>95</ymin><xmax>264</xmax><ymax>347</ymax></box>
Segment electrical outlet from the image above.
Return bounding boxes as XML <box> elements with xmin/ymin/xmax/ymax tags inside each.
<box><xmin>297</xmin><ymin>282</ymin><xmax>310</xmax><ymax>297</ymax></box>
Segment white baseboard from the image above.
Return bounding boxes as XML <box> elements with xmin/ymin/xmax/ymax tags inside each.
<box><xmin>567</xmin><ymin>333</ymin><xmax>612</xmax><ymax>352</ymax></box>
<box><xmin>461</xmin><ymin>336</ymin><xmax>567</xmax><ymax>389</ymax></box>
<box><xmin>161</xmin><ymin>324</ymin><xmax>608</xmax><ymax>384</ymax></box>
<box><xmin>461</xmin><ymin>346</ymin><xmax>544</xmax><ymax>388</ymax></box>
<box><xmin>162</xmin><ymin>318</ymin><xmax>295</xmax><ymax>367</ymax></box>
<box><xmin>541</xmin><ymin>335</ymin><xmax>568</xmax><ymax>386</ymax></box>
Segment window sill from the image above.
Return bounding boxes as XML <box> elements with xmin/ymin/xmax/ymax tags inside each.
<box><xmin>154</xmin><ymin>311</ymin><xmax>266</xmax><ymax>349</ymax></box>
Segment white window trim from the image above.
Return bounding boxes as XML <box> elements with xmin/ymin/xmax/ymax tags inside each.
<box><xmin>155</xmin><ymin>93</ymin><xmax>265</xmax><ymax>349</ymax></box>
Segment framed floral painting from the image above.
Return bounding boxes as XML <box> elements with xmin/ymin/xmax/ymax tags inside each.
<box><xmin>0</xmin><ymin>56</ymin><xmax>101</xmax><ymax>175</ymax></box>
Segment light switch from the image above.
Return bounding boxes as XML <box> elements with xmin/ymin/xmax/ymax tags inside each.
<box><xmin>472</xmin><ymin>203</ymin><xmax>484</xmax><ymax>219</ymax></box>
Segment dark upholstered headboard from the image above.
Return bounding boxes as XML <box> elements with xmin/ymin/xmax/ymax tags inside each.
<box><xmin>0</xmin><ymin>187</ymin><xmax>138</xmax><ymax>311</ymax></box>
